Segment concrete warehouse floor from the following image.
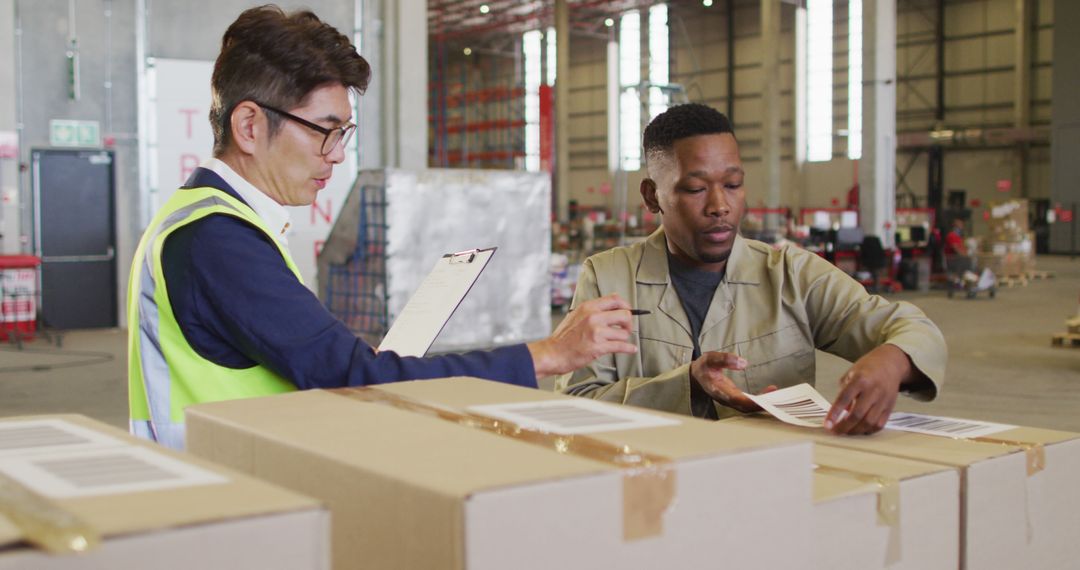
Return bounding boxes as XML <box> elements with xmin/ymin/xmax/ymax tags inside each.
<box><xmin>1</xmin><ymin>254</ymin><xmax>1078</xmax><ymax>433</ymax></box>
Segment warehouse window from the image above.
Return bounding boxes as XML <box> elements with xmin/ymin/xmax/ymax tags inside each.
<box><xmin>648</xmin><ymin>4</ymin><xmax>669</xmax><ymax>121</ymax></box>
<box><xmin>620</xmin><ymin>11</ymin><xmax>642</xmax><ymax>171</ymax></box>
<box><xmin>546</xmin><ymin>27</ymin><xmax>556</xmax><ymax>86</ymax></box>
<box><xmin>848</xmin><ymin>0</ymin><xmax>862</xmax><ymax>160</ymax></box>
<box><xmin>523</xmin><ymin>29</ymin><xmax>542</xmax><ymax>172</ymax></box>
<box><xmin>806</xmin><ymin>0</ymin><xmax>833</xmax><ymax>162</ymax></box>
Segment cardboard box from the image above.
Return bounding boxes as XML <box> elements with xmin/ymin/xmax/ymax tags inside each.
<box><xmin>812</xmin><ymin>445</ymin><xmax>959</xmax><ymax>569</ymax></box>
<box><xmin>186</xmin><ymin>377</ymin><xmax>815</xmax><ymax>570</ymax></box>
<box><xmin>988</xmin><ymin>199</ymin><xmax>1030</xmax><ymax>238</ymax></box>
<box><xmin>0</xmin><ymin>415</ymin><xmax>328</xmax><ymax>569</ymax></box>
<box><xmin>724</xmin><ymin>415</ymin><xmax>1080</xmax><ymax>569</ymax></box>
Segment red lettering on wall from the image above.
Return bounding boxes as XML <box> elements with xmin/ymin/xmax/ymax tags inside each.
<box><xmin>180</xmin><ymin>154</ymin><xmax>200</xmax><ymax>182</ymax></box>
<box><xmin>314</xmin><ymin>240</ymin><xmax>325</xmax><ymax>259</ymax></box>
<box><xmin>179</xmin><ymin>108</ymin><xmax>200</xmax><ymax>139</ymax></box>
<box><xmin>311</xmin><ymin>199</ymin><xmax>332</xmax><ymax>225</ymax></box>
<box><xmin>179</xmin><ymin>154</ymin><xmax>200</xmax><ymax>182</ymax></box>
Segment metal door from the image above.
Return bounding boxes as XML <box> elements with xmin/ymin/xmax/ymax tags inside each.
<box><xmin>32</xmin><ymin>149</ymin><xmax>117</xmax><ymax>329</ymax></box>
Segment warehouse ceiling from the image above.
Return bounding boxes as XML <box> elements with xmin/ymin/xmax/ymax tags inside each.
<box><xmin>428</xmin><ymin>0</ymin><xmax>660</xmax><ymax>41</ymax></box>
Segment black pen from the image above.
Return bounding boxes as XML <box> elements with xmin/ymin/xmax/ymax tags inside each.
<box><xmin>569</xmin><ymin>308</ymin><xmax>651</xmax><ymax>315</ymax></box>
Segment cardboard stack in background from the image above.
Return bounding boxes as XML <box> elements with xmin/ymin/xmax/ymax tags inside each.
<box><xmin>811</xmin><ymin>445</ymin><xmax>959</xmax><ymax>570</ymax></box>
<box><xmin>976</xmin><ymin>199</ymin><xmax>1036</xmax><ymax>277</ymax></box>
<box><xmin>0</xmin><ymin>414</ymin><xmax>328</xmax><ymax>569</ymax></box>
<box><xmin>724</xmin><ymin>415</ymin><xmax>1080</xmax><ymax>569</ymax></box>
<box><xmin>185</xmin><ymin>377</ymin><xmax>818</xmax><ymax>570</ymax></box>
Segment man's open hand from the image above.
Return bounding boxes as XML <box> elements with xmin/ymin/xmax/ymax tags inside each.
<box><xmin>691</xmin><ymin>352</ymin><xmax>777</xmax><ymax>412</ymax></box>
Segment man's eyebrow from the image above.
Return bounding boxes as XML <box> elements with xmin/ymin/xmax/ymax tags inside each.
<box><xmin>683</xmin><ymin>166</ymin><xmax>743</xmax><ymax>178</ymax></box>
<box><xmin>315</xmin><ymin>113</ymin><xmax>350</xmax><ymax>125</ymax></box>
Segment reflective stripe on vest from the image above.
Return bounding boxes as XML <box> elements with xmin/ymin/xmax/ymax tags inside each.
<box><xmin>128</xmin><ymin>187</ymin><xmax>299</xmax><ymax>449</ymax></box>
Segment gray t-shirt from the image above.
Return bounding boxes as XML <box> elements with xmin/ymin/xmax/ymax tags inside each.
<box><xmin>667</xmin><ymin>251</ymin><xmax>724</xmax><ymax>419</ymax></box>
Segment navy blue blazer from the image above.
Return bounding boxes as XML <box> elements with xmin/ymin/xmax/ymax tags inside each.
<box><xmin>160</xmin><ymin>168</ymin><xmax>537</xmax><ymax>390</ymax></box>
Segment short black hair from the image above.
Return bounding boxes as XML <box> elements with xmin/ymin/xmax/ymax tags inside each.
<box><xmin>210</xmin><ymin>5</ymin><xmax>371</xmax><ymax>156</ymax></box>
<box><xmin>642</xmin><ymin>103</ymin><xmax>734</xmax><ymax>163</ymax></box>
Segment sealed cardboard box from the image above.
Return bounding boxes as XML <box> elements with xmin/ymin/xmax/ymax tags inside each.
<box><xmin>0</xmin><ymin>414</ymin><xmax>328</xmax><ymax>569</ymax></box>
<box><xmin>812</xmin><ymin>445</ymin><xmax>959</xmax><ymax>569</ymax></box>
<box><xmin>186</xmin><ymin>377</ymin><xmax>815</xmax><ymax>570</ymax></box>
<box><xmin>725</xmin><ymin>415</ymin><xmax>1080</xmax><ymax>569</ymax></box>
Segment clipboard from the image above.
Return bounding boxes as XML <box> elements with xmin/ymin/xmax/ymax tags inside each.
<box><xmin>377</xmin><ymin>247</ymin><xmax>497</xmax><ymax>357</ymax></box>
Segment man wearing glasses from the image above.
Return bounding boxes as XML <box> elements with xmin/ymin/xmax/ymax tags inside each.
<box><xmin>127</xmin><ymin>6</ymin><xmax>637</xmax><ymax>450</ymax></box>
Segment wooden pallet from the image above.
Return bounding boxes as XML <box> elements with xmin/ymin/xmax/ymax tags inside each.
<box><xmin>1066</xmin><ymin>317</ymin><xmax>1080</xmax><ymax>335</ymax></box>
<box><xmin>1052</xmin><ymin>332</ymin><xmax>1080</xmax><ymax>348</ymax></box>
<box><xmin>997</xmin><ymin>274</ymin><xmax>1029</xmax><ymax>287</ymax></box>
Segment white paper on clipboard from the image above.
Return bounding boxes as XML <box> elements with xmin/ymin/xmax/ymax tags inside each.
<box><xmin>378</xmin><ymin>247</ymin><xmax>497</xmax><ymax>357</ymax></box>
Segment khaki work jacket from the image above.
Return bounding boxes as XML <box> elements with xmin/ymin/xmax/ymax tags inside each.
<box><xmin>555</xmin><ymin>229</ymin><xmax>946</xmax><ymax>419</ymax></box>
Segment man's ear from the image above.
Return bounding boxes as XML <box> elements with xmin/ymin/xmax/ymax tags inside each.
<box><xmin>641</xmin><ymin>178</ymin><xmax>662</xmax><ymax>214</ymax></box>
<box><xmin>230</xmin><ymin>101</ymin><xmax>262</xmax><ymax>155</ymax></box>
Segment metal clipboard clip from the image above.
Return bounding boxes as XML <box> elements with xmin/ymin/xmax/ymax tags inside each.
<box><xmin>449</xmin><ymin>249</ymin><xmax>479</xmax><ymax>264</ymax></box>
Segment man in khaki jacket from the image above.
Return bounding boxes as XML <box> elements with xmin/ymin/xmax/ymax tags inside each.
<box><xmin>556</xmin><ymin>103</ymin><xmax>946</xmax><ymax>435</ymax></box>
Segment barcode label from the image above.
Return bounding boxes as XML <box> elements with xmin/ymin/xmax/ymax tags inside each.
<box><xmin>771</xmin><ymin>398</ymin><xmax>828</xmax><ymax>424</ymax></box>
<box><xmin>885</xmin><ymin>412</ymin><xmax>1014</xmax><ymax>438</ymax></box>
<box><xmin>746</xmin><ymin>384</ymin><xmax>834</xmax><ymax>428</ymax></box>
<box><xmin>0</xmin><ymin>419</ymin><xmax>127</xmax><ymax>457</ymax></box>
<box><xmin>0</xmin><ymin>446</ymin><xmax>227</xmax><ymax>498</ymax></box>
<box><xmin>0</xmin><ymin>419</ymin><xmax>228</xmax><ymax>498</ymax></box>
<box><xmin>468</xmin><ymin>400</ymin><xmax>680</xmax><ymax>434</ymax></box>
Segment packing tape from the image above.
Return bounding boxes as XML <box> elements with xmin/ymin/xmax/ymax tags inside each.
<box><xmin>335</xmin><ymin>387</ymin><xmax>676</xmax><ymax>541</ymax></box>
<box><xmin>813</xmin><ymin>464</ymin><xmax>902</xmax><ymax>564</ymax></box>
<box><xmin>969</xmin><ymin>437</ymin><xmax>1045</xmax><ymax>476</ymax></box>
<box><xmin>970</xmin><ymin>436</ymin><xmax>1045</xmax><ymax>543</ymax></box>
<box><xmin>0</xmin><ymin>471</ymin><xmax>101</xmax><ymax>554</ymax></box>
<box><xmin>813</xmin><ymin>464</ymin><xmax>900</xmax><ymax>528</ymax></box>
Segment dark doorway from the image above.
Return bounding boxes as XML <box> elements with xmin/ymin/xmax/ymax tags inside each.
<box><xmin>32</xmin><ymin>149</ymin><xmax>117</xmax><ymax>329</ymax></box>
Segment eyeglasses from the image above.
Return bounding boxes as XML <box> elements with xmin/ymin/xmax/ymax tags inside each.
<box><xmin>256</xmin><ymin>103</ymin><xmax>356</xmax><ymax>156</ymax></box>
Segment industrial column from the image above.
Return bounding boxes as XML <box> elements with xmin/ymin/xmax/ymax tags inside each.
<box><xmin>555</xmin><ymin>0</ymin><xmax>570</xmax><ymax>221</ymax></box>
<box><xmin>858</xmin><ymin>0</ymin><xmax>898</xmax><ymax>248</ymax></box>
<box><xmin>1013</xmin><ymin>0</ymin><xmax>1031</xmax><ymax>197</ymax></box>
<box><xmin>359</xmin><ymin>0</ymin><xmax>427</xmax><ymax>169</ymax></box>
<box><xmin>1051</xmin><ymin>0</ymin><xmax>1080</xmax><ymax>253</ymax></box>
<box><xmin>760</xmin><ymin>0</ymin><xmax>782</xmax><ymax>230</ymax></box>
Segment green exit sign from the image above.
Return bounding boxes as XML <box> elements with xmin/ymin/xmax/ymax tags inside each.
<box><xmin>49</xmin><ymin>119</ymin><xmax>100</xmax><ymax>148</ymax></box>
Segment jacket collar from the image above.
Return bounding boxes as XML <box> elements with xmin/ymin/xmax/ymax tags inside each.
<box><xmin>182</xmin><ymin>167</ymin><xmax>245</xmax><ymax>204</ymax></box>
<box><xmin>636</xmin><ymin>227</ymin><xmax>761</xmax><ymax>286</ymax></box>
<box><xmin>636</xmin><ymin>229</ymin><xmax>671</xmax><ymax>285</ymax></box>
<box><xmin>725</xmin><ymin>234</ymin><xmax>761</xmax><ymax>285</ymax></box>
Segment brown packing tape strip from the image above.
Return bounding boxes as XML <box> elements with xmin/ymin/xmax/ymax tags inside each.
<box><xmin>814</xmin><ymin>464</ymin><xmax>902</xmax><ymax>565</ymax></box>
<box><xmin>0</xmin><ymin>471</ymin><xmax>101</xmax><ymax>554</ymax></box>
<box><xmin>969</xmin><ymin>437</ymin><xmax>1046</xmax><ymax>476</ymax></box>
<box><xmin>886</xmin><ymin>421</ymin><xmax>1047</xmax><ymax>477</ymax></box>
<box><xmin>813</xmin><ymin>465</ymin><xmax>900</xmax><ymax>528</ymax></box>
<box><xmin>335</xmin><ymin>387</ymin><xmax>676</xmax><ymax>541</ymax></box>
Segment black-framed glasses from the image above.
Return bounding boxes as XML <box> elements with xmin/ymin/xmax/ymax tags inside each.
<box><xmin>257</xmin><ymin>103</ymin><xmax>356</xmax><ymax>156</ymax></box>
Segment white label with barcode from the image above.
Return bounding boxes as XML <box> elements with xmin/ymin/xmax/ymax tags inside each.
<box><xmin>885</xmin><ymin>412</ymin><xmax>1014</xmax><ymax>438</ymax></box>
<box><xmin>0</xmin><ymin>419</ymin><xmax>228</xmax><ymax>498</ymax></box>
<box><xmin>0</xmin><ymin>419</ymin><xmax>128</xmax><ymax>457</ymax></box>
<box><xmin>745</xmin><ymin>383</ymin><xmax>834</xmax><ymax>428</ymax></box>
<box><xmin>0</xmin><ymin>446</ymin><xmax>227</xmax><ymax>498</ymax></box>
<box><xmin>467</xmin><ymin>399</ymin><xmax>680</xmax><ymax>434</ymax></box>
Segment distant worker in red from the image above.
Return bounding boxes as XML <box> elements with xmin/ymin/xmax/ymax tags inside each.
<box><xmin>944</xmin><ymin>218</ymin><xmax>968</xmax><ymax>256</ymax></box>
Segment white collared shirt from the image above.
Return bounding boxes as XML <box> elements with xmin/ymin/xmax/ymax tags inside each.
<box><xmin>201</xmin><ymin>158</ymin><xmax>292</xmax><ymax>246</ymax></box>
